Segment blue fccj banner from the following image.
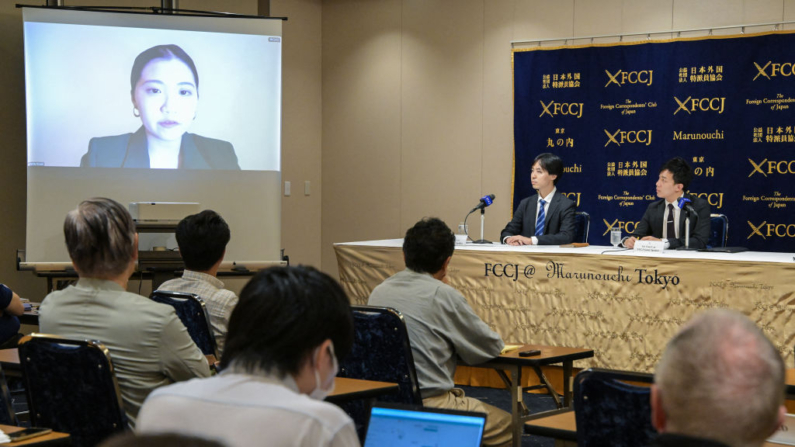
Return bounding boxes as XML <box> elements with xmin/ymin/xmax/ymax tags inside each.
<box><xmin>513</xmin><ymin>31</ymin><xmax>795</xmax><ymax>252</ymax></box>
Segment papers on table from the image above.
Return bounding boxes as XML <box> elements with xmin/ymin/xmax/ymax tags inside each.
<box><xmin>500</xmin><ymin>344</ymin><xmax>523</xmax><ymax>355</ymax></box>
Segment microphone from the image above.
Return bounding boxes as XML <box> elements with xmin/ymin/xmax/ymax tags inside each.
<box><xmin>677</xmin><ymin>197</ymin><xmax>697</xmax><ymax>216</ymax></box>
<box><xmin>471</xmin><ymin>194</ymin><xmax>495</xmax><ymax>212</ymax></box>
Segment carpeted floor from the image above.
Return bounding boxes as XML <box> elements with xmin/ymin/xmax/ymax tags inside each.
<box><xmin>457</xmin><ymin>385</ymin><xmax>559</xmax><ymax>447</ymax></box>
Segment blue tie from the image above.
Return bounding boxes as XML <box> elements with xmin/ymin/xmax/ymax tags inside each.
<box><xmin>535</xmin><ymin>199</ymin><xmax>546</xmax><ymax>236</ymax></box>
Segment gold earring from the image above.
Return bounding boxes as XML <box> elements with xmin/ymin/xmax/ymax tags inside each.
<box><xmin>133</xmin><ymin>107</ymin><xmax>140</xmax><ymax>118</ymax></box>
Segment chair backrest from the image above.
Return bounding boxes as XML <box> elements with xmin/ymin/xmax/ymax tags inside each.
<box><xmin>339</xmin><ymin>305</ymin><xmax>422</xmax><ymax>404</ymax></box>
<box><xmin>574</xmin><ymin>211</ymin><xmax>590</xmax><ymax>244</ymax></box>
<box><xmin>19</xmin><ymin>333</ymin><xmax>127</xmax><ymax>447</ymax></box>
<box><xmin>709</xmin><ymin>214</ymin><xmax>729</xmax><ymax>248</ymax></box>
<box><xmin>574</xmin><ymin>368</ymin><xmax>656</xmax><ymax>447</ymax></box>
<box><xmin>150</xmin><ymin>290</ymin><xmax>218</xmax><ymax>359</ymax></box>
<box><xmin>0</xmin><ymin>365</ymin><xmax>17</xmax><ymax>426</ymax></box>
<box><xmin>337</xmin><ymin>306</ymin><xmax>422</xmax><ymax>441</ymax></box>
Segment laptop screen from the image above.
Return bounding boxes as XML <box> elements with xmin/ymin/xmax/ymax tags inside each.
<box><xmin>364</xmin><ymin>405</ymin><xmax>486</xmax><ymax>447</ymax></box>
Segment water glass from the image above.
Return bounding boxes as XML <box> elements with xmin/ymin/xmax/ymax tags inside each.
<box><xmin>610</xmin><ymin>227</ymin><xmax>622</xmax><ymax>247</ymax></box>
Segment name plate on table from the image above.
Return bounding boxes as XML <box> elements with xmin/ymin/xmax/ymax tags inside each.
<box><xmin>634</xmin><ymin>240</ymin><xmax>665</xmax><ymax>253</ymax></box>
<box><xmin>768</xmin><ymin>413</ymin><xmax>795</xmax><ymax>445</ymax></box>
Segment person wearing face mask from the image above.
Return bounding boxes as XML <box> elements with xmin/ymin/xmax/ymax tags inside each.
<box><xmin>80</xmin><ymin>44</ymin><xmax>240</xmax><ymax>170</ymax></box>
<box><xmin>136</xmin><ymin>265</ymin><xmax>358</xmax><ymax>447</ymax></box>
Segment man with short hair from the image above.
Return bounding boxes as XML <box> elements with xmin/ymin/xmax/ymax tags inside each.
<box><xmin>138</xmin><ymin>266</ymin><xmax>359</xmax><ymax>447</ymax></box>
<box><xmin>650</xmin><ymin>309</ymin><xmax>786</xmax><ymax>447</ymax></box>
<box><xmin>624</xmin><ymin>157</ymin><xmax>711</xmax><ymax>249</ymax></box>
<box><xmin>159</xmin><ymin>210</ymin><xmax>237</xmax><ymax>354</ymax></box>
<box><xmin>369</xmin><ymin>217</ymin><xmax>512</xmax><ymax>447</ymax></box>
<box><xmin>501</xmin><ymin>153</ymin><xmax>576</xmax><ymax>246</ymax></box>
<box><xmin>39</xmin><ymin>198</ymin><xmax>211</xmax><ymax>426</ymax></box>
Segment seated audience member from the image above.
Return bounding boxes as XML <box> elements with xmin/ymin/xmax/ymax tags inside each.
<box><xmin>137</xmin><ymin>266</ymin><xmax>359</xmax><ymax>447</ymax></box>
<box><xmin>650</xmin><ymin>309</ymin><xmax>786</xmax><ymax>447</ymax></box>
<box><xmin>624</xmin><ymin>157</ymin><xmax>710</xmax><ymax>249</ymax></box>
<box><xmin>368</xmin><ymin>217</ymin><xmax>512</xmax><ymax>447</ymax></box>
<box><xmin>159</xmin><ymin>210</ymin><xmax>238</xmax><ymax>354</ymax></box>
<box><xmin>501</xmin><ymin>152</ymin><xmax>576</xmax><ymax>246</ymax></box>
<box><xmin>39</xmin><ymin>198</ymin><xmax>211</xmax><ymax>426</ymax></box>
<box><xmin>0</xmin><ymin>284</ymin><xmax>24</xmax><ymax>347</ymax></box>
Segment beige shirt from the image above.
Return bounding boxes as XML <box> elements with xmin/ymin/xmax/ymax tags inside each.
<box><xmin>39</xmin><ymin>278</ymin><xmax>211</xmax><ymax>426</ymax></box>
<box><xmin>138</xmin><ymin>372</ymin><xmax>360</xmax><ymax>447</ymax></box>
<box><xmin>159</xmin><ymin>270</ymin><xmax>238</xmax><ymax>355</ymax></box>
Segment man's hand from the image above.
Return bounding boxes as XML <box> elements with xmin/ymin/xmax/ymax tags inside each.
<box><xmin>641</xmin><ymin>236</ymin><xmax>661</xmax><ymax>242</ymax></box>
<box><xmin>624</xmin><ymin>236</ymin><xmax>637</xmax><ymax>249</ymax></box>
<box><xmin>506</xmin><ymin>235</ymin><xmax>534</xmax><ymax>246</ymax></box>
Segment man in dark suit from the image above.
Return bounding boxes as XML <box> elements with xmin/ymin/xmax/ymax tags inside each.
<box><xmin>624</xmin><ymin>157</ymin><xmax>710</xmax><ymax>250</ymax></box>
<box><xmin>501</xmin><ymin>153</ymin><xmax>576</xmax><ymax>246</ymax></box>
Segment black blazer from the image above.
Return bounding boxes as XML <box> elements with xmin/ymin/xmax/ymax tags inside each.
<box><xmin>500</xmin><ymin>192</ymin><xmax>576</xmax><ymax>245</ymax></box>
<box><xmin>629</xmin><ymin>194</ymin><xmax>711</xmax><ymax>249</ymax></box>
<box><xmin>81</xmin><ymin>127</ymin><xmax>240</xmax><ymax>170</ymax></box>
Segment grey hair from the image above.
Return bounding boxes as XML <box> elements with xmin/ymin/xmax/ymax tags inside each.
<box><xmin>64</xmin><ymin>198</ymin><xmax>137</xmax><ymax>278</ymax></box>
<box><xmin>655</xmin><ymin>309</ymin><xmax>784</xmax><ymax>447</ymax></box>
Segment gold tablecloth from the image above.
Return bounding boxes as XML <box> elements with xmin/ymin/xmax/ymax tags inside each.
<box><xmin>335</xmin><ymin>241</ymin><xmax>795</xmax><ymax>375</ymax></box>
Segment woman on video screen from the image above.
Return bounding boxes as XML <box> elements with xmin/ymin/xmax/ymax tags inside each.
<box><xmin>80</xmin><ymin>44</ymin><xmax>240</xmax><ymax>169</ymax></box>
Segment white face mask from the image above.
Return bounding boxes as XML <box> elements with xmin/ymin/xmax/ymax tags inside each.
<box><xmin>309</xmin><ymin>341</ymin><xmax>338</xmax><ymax>401</ymax></box>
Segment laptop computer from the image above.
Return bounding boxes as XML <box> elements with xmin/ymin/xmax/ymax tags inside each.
<box><xmin>363</xmin><ymin>403</ymin><xmax>487</xmax><ymax>447</ymax></box>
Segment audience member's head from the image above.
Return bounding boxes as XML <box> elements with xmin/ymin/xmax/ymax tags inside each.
<box><xmin>221</xmin><ymin>266</ymin><xmax>353</xmax><ymax>398</ymax></box>
<box><xmin>652</xmin><ymin>309</ymin><xmax>785</xmax><ymax>447</ymax></box>
<box><xmin>64</xmin><ymin>197</ymin><xmax>137</xmax><ymax>279</ymax></box>
<box><xmin>659</xmin><ymin>156</ymin><xmax>692</xmax><ymax>190</ymax></box>
<box><xmin>175</xmin><ymin>210</ymin><xmax>231</xmax><ymax>272</ymax></box>
<box><xmin>403</xmin><ymin>217</ymin><xmax>455</xmax><ymax>275</ymax></box>
<box><xmin>101</xmin><ymin>433</ymin><xmax>224</xmax><ymax>447</ymax></box>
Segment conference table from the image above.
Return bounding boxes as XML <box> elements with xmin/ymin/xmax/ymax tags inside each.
<box><xmin>327</xmin><ymin>378</ymin><xmax>399</xmax><ymax>403</ymax></box>
<box><xmin>0</xmin><ymin>425</ymin><xmax>69</xmax><ymax>446</ymax></box>
<box><xmin>475</xmin><ymin>344</ymin><xmax>594</xmax><ymax>447</ymax></box>
<box><xmin>335</xmin><ymin>240</ymin><xmax>795</xmax><ymax>373</ymax></box>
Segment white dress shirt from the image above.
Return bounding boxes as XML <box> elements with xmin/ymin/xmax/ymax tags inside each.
<box><xmin>502</xmin><ymin>188</ymin><xmax>556</xmax><ymax>245</ymax></box>
<box><xmin>138</xmin><ymin>372</ymin><xmax>360</xmax><ymax>447</ymax></box>
<box><xmin>662</xmin><ymin>195</ymin><xmax>684</xmax><ymax>249</ymax></box>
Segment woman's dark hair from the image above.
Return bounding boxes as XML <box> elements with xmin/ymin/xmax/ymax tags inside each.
<box><xmin>130</xmin><ymin>44</ymin><xmax>199</xmax><ymax>95</ymax></box>
<box><xmin>220</xmin><ymin>266</ymin><xmax>354</xmax><ymax>376</ymax></box>
<box><xmin>533</xmin><ymin>153</ymin><xmax>564</xmax><ymax>185</ymax></box>
<box><xmin>659</xmin><ymin>157</ymin><xmax>693</xmax><ymax>190</ymax></box>
<box><xmin>175</xmin><ymin>210</ymin><xmax>230</xmax><ymax>272</ymax></box>
<box><xmin>402</xmin><ymin>217</ymin><xmax>455</xmax><ymax>274</ymax></box>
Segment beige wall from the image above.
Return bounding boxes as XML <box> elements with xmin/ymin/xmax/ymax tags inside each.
<box><xmin>2</xmin><ymin>0</ymin><xmax>794</xmax><ymax>297</ymax></box>
<box><xmin>320</xmin><ymin>0</ymin><xmax>795</xmax><ymax>278</ymax></box>
<box><xmin>0</xmin><ymin>0</ymin><xmax>323</xmax><ymax>299</ymax></box>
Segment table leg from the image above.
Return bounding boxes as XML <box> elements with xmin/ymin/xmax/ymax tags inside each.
<box><xmin>510</xmin><ymin>365</ymin><xmax>522</xmax><ymax>447</ymax></box>
<box><xmin>532</xmin><ymin>365</ymin><xmax>562</xmax><ymax>409</ymax></box>
<box><xmin>562</xmin><ymin>360</ymin><xmax>573</xmax><ymax>407</ymax></box>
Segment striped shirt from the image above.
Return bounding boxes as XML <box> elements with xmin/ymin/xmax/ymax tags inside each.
<box><xmin>159</xmin><ymin>271</ymin><xmax>238</xmax><ymax>355</ymax></box>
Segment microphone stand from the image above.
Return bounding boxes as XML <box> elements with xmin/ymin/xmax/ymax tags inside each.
<box><xmin>676</xmin><ymin>207</ymin><xmax>699</xmax><ymax>251</ymax></box>
<box><xmin>473</xmin><ymin>208</ymin><xmax>492</xmax><ymax>244</ymax></box>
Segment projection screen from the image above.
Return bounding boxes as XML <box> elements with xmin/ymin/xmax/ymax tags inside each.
<box><xmin>23</xmin><ymin>7</ymin><xmax>282</xmax><ymax>264</ymax></box>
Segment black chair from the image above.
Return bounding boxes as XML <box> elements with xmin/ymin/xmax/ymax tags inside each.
<box><xmin>336</xmin><ymin>305</ymin><xmax>422</xmax><ymax>440</ymax></box>
<box><xmin>708</xmin><ymin>214</ymin><xmax>729</xmax><ymax>248</ymax></box>
<box><xmin>19</xmin><ymin>333</ymin><xmax>127</xmax><ymax>447</ymax></box>
<box><xmin>150</xmin><ymin>290</ymin><xmax>219</xmax><ymax>360</ymax></box>
<box><xmin>574</xmin><ymin>368</ymin><xmax>656</xmax><ymax>447</ymax></box>
<box><xmin>574</xmin><ymin>211</ymin><xmax>590</xmax><ymax>243</ymax></box>
<box><xmin>0</xmin><ymin>365</ymin><xmax>17</xmax><ymax>426</ymax></box>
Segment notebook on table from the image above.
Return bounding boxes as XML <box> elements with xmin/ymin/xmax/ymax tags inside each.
<box><xmin>364</xmin><ymin>403</ymin><xmax>487</xmax><ymax>447</ymax></box>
